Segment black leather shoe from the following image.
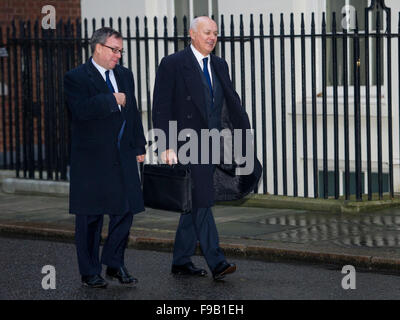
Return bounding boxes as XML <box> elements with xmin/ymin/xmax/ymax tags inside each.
<box><xmin>171</xmin><ymin>262</ymin><xmax>207</xmax><ymax>276</ymax></box>
<box><xmin>212</xmin><ymin>261</ymin><xmax>236</xmax><ymax>281</ymax></box>
<box><xmin>81</xmin><ymin>274</ymin><xmax>108</xmax><ymax>288</ymax></box>
<box><xmin>105</xmin><ymin>266</ymin><xmax>138</xmax><ymax>286</ymax></box>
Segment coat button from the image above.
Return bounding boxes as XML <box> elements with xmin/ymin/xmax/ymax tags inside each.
<box><xmin>114</xmin><ymin>161</ymin><xmax>120</xmax><ymax>166</ymax></box>
<box><xmin>187</xmin><ymin>114</ymin><xmax>192</xmax><ymax>119</ymax></box>
<box><xmin>186</xmin><ymin>96</ymin><xmax>191</xmax><ymax>101</ymax></box>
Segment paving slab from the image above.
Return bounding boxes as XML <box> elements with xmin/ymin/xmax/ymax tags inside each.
<box><xmin>2</xmin><ymin>192</ymin><xmax>400</xmax><ymax>272</ymax></box>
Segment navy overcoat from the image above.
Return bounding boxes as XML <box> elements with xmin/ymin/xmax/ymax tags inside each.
<box><xmin>152</xmin><ymin>47</ymin><xmax>261</xmax><ymax>208</ymax></box>
<box><xmin>64</xmin><ymin>58</ymin><xmax>146</xmax><ymax>215</ymax></box>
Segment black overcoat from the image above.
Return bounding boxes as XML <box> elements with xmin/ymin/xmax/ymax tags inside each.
<box><xmin>64</xmin><ymin>58</ymin><xmax>146</xmax><ymax>215</ymax></box>
<box><xmin>152</xmin><ymin>47</ymin><xmax>261</xmax><ymax>208</ymax></box>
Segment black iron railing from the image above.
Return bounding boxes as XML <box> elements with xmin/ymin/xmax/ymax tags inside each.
<box><xmin>0</xmin><ymin>1</ymin><xmax>399</xmax><ymax>201</ymax></box>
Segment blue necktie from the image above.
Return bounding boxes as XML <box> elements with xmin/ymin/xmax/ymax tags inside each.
<box><xmin>202</xmin><ymin>57</ymin><xmax>214</xmax><ymax>106</ymax></box>
<box><xmin>105</xmin><ymin>70</ymin><xmax>126</xmax><ymax>150</ymax></box>
<box><xmin>105</xmin><ymin>70</ymin><xmax>115</xmax><ymax>93</ymax></box>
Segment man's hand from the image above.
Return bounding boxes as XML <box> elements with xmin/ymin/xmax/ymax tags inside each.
<box><xmin>113</xmin><ymin>92</ymin><xmax>126</xmax><ymax>107</ymax></box>
<box><xmin>161</xmin><ymin>149</ymin><xmax>178</xmax><ymax>165</ymax></box>
<box><xmin>136</xmin><ymin>154</ymin><xmax>145</xmax><ymax>163</ymax></box>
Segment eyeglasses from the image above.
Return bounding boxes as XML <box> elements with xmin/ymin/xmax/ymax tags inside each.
<box><xmin>101</xmin><ymin>44</ymin><xmax>124</xmax><ymax>55</ymax></box>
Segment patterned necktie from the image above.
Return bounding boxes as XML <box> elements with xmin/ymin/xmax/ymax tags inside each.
<box><xmin>105</xmin><ymin>70</ymin><xmax>125</xmax><ymax>150</ymax></box>
<box><xmin>202</xmin><ymin>57</ymin><xmax>214</xmax><ymax>105</ymax></box>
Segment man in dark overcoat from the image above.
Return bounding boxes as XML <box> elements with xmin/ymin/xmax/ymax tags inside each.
<box><xmin>64</xmin><ymin>27</ymin><xmax>146</xmax><ymax>288</ymax></box>
<box><xmin>152</xmin><ymin>17</ymin><xmax>261</xmax><ymax>280</ymax></box>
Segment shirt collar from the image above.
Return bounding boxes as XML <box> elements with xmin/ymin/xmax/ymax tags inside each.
<box><xmin>190</xmin><ymin>44</ymin><xmax>210</xmax><ymax>66</ymax></box>
<box><xmin>91</xmin><ymin>57</ymin><xmax>112</xmax><ymax>77</ymax></box>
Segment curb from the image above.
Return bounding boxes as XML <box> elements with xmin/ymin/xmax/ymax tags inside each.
<box><xmin>1</xmin><ymin>223</ymin><xmax>400</xmax><ymax>274</ymax></box>
<box><xmin>218</xmin><ymin>193</ymin><xmax>400</xmax><ymax>214</ymax></box>
<box><xmin>0</xmin><ymin>170</ymin><xmax>15</xmax><ymax>188</ymax></box>
<box><xmin>3</xmin><ymin>176</ymin><xmax>400</xmax><ymax>213</ymax></box>
<box><xmin>1</xmin><ymin>178</ymin><xmax>69</xmax><ymax>196</ymax></box>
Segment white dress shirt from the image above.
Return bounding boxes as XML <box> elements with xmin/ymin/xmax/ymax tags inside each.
<box><xmin>190</xmin><ymin>44</ymin><xmax>213</xmax><ymax>86</ymax></box>
<box><xmin>91</xmin><ymin>58</ymin><xmax>121</xmax><ymax>111</ymax></box>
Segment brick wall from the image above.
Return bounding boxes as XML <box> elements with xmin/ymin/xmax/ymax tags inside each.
<box><xmin>0</xmin><ymin>0</ymin><xmax>81</xmax><ymax>165</ymax></box>
<box><xmin>1</xmin><ymin>0</ymin><xmax>81</xmax><ymax>36</ymax></box>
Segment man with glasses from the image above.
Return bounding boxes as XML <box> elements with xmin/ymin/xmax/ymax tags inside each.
<box><xmin>64</xmin><ymin>27</ymin><xmax>146</xmax><ymax>288</ymax></box>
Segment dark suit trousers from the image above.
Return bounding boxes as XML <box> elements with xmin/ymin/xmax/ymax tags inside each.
<box><xmin>172</xmin><ymin>207</ymin><xmax>226</xmax><ymax>271</ymax></box>
<box><xmin>75</xmin><ymin>211</ymin><xmax>133</xmax><ymax>276</ymax></box>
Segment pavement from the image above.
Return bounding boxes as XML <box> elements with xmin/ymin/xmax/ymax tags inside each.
<box><xmin>2</xmin><ymin>190</ymin><xmax>400</xmax><ymax>273</ymax></box>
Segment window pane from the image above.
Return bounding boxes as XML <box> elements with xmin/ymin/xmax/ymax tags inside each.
<box><xmin>193</xmin><ymin>0</ymin><xmax>208</xmax><ymax>17</ymax></box>
<box><xmin>212</xmin><ymin>0</ymin><xmax>219</xmax><ymax>22</ymax></box>
<box><xmin>175</xmin><ymin>0</ymin><xmax>189</xmax><ymax>35</ymax></box>
<box><xmin>371</xmin><ymin>173</ymin><xmax>389</xmax><ymax>193</ymax></box>
<box><xmin>326</xmin><ymin>0</ymin><xmax>381</xmax><ymax>86</ymax></box>
<box><xmin>318</xmin><ymin>171</ymin><xmax>336</xmax><ymax>198</ymax></box>
<box><xmin>343</xmin><ymin>172</ymin><xmax>365</xmax><ymax>196</ymax></box>
<box><xmin>370</xmin><ymin>7</ymin><xmax>384</xmax><ymax>86</ymax></box>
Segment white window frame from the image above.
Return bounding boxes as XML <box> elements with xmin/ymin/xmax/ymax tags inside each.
<box><xmin>175</xmin><ymin>0</ymin><xmax>216</xmax><ymax>22</ymax></box>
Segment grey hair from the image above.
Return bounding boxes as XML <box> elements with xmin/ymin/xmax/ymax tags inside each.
<box><xmin>89</xmin><ymin>27</ymin><xmax>122</xmax><ymax>53</ymax></box>
<box><xmin>190</xmin><ymin>16</ymin><xmax>212</xmax><ymax>32</ymax></box>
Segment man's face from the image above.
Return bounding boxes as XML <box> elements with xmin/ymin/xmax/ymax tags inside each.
<box><xmin>95</xmin><ymin>35</ymin><xmax>123</xmax><ymax>70</ymax></box>
<box><xmin>190</xmin><ymin>18</ymin><xmax>218</xmax><ymax>56</ymax></box>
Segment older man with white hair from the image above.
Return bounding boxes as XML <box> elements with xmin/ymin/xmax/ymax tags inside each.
<box><xmin>152</xmin><ymin>16</ymin><xmax>261</xmax><ymax>281</ymax></box>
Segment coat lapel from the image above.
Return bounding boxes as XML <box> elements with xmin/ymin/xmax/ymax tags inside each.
<box><xmin>210</xmin><ymin>55</ymin><xmax>227</xmax><ymax>92</ymax></box>
<box><xmin>85</xmin><ymin>58</ymin><xmax>111</xmax><ymax>94</ymax></box>
<box><xmin>113</xmin><ymin>65</ymin><xmax>126</xmax><ymax>95</ymax></box>
<box><xmin>181</xmin><ymin>47</ymin><xmax>208</xmax><ymax>123</ymax></box>
<box><xmin>113</xmin><ymin>65</ymin><xmax>129</xmax><ymax>113</ymax></box>
<box><xmin>85</xmin><ymin>58</ymin><xmax>125</xmax><ymax>130</ymax></box>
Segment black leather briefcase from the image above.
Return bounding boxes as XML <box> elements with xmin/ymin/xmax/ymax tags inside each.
<box><xmin>142</xmin><ymin>164</ymin><xmax>192</xmax><ymax>213</ymax></box>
